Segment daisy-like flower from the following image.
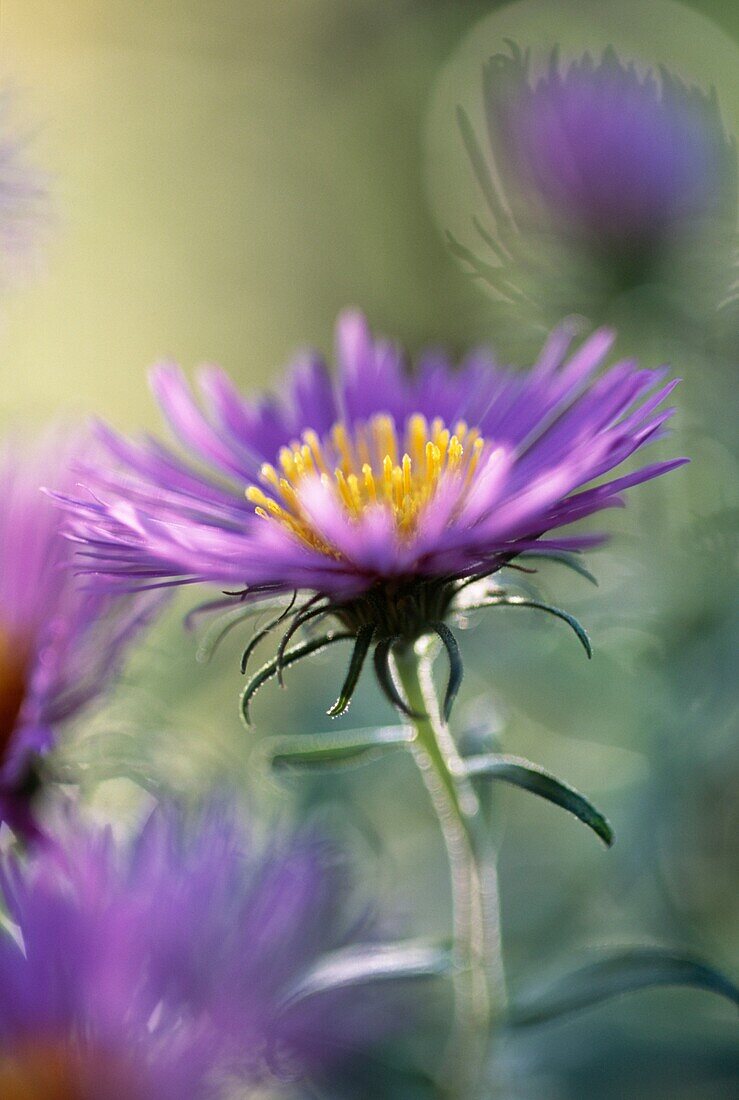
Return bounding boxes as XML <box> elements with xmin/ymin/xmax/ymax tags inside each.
<box><xmin>0</xmin><ymin>434</ymin><xmax>158</xmax><ymax>836</ymax></box>
<box><xmin>57</xmin><ymin>311</ymin><xmax>686</xmax><ymax>719</ymax></box>
<box><xmin>0</xmin><ymin>804</ymin><xmax>386</xmax><ymax>1099</ymax></box>
<box><xmin>454</xmin><ymin>43</ymin><xmax>737</xmax><ymax>318</ymax></box>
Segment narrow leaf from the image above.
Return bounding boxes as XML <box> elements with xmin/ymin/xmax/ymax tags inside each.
<box><xmin>518</xmin><ymin>551</ymin><xmax>599</xmax><ymax>586</ymax></box>
<box><xmin>432</xmin><ymin>622</ymin><xmax>464</xmax><ymax>721</ymax></box>
<box><xmin>465</xmin><ymin>753</ymin><xmax>613</xmax><ymax>847</ymax></box>
<box><xmin>509</xmin><ymin>948</ymin><xmax>739</xmax><ymax>1028</ymax></box>
<box><xmin>281</xmin><ymin>940</ymin><xmax>453</xmax><ymax>1011</ymax></box>
<box><xmin>265</xmin><ymin>725</ymin><xmax>414</xmax><ymax>772</ymax></box>
<box><xmin>472</xmin><ymin>596</ymin><xmax>592</xmax><ymax>658</ymax></box>
<box><xmin>327</xmin><ymin>624</ymin><xmax>375</xmax><ymax>717</ymax></box>
<box><xmin>240</xmin><ymin>631</ymin><xmax>353</xmax><ymax>726</ymax></box>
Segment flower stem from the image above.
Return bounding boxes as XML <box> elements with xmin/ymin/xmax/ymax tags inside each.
<box><xmin>393</xmin><ymin>639</ymin><xmax>505</xmax><ymax>1098</ymax></box>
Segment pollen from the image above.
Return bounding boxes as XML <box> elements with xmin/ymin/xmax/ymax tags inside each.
<box><xmin>246</xmin><ymin>413</ymin><xmax>485</xmax><ymax>552</ymax></box>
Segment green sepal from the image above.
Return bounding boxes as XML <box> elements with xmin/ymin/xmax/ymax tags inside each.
<box><xmin>275</xmin><ymin>594</ymin><xmax>330</xmax><ymax>686</ymax></box>
<box><xmin>327</xmin><ymin>624</ymin><xmax>375</xmax><ymax>717</ymax></box>
<box><xmin>456</xmin><ymin>105</ymin><xmax>515</xmax><ymax>240</ymax></box>
<box><xmin>280</xmin><ymin>940</ymin><xmax>453</xmax><ymax>1011</ymax></box>
<box><xmin>517</xmin><ymin>550</ymin><xmax>599</xmax><ymax>586</ymax></box>
<box><xmin>470</xmin><ymin>595</ymin><xmax>592</xmax><ymax>658</ymax></box>
<box><xmin>265</xmin><ymin>724</ymin><xmax>414</xmax><ymax>772</ymax></box>
<box><xmin>464</xmin><ymin>752</ymin><xmax>613</xmax><ymax>847</ymax></box>
<box><xmin>374</xmin><ymin>638</ymin><xmax>425</xmax><ymax>719</ymax></box>
<box><xmin>239</xmin><ymin>591</ymin><xmax>297</xmax><ymax>674</ymax></box>
<box><xmin>432</xmin><ymin>622</ymin><xmax>464</xmax><ymax>721</ymax></box>
<box><xmin>446</xmin><ymin>232</ymin><xmax>524</xmax><ymax>302</ymax></box>
<box><xmin>195</xmin><ymin>601</ymin><xmax>284</xmax><ymax>664</ymax></box>
<box><xmin>240</xmin><ymin>630</ymin><xmax>353</xmax><ymax>726</ymax></box>
<box><xmin>509</xmin><ymin>948</ymin><xmax>739</xmax><ymax>1028</ymax></box>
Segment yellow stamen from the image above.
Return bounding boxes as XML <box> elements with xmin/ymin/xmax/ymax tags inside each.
<box><xmin>382</xmin><ymin>453</ymin><xmax>394</xmax><ymax>498</ymax></box>
<box><xmin>374</xmin><ymin>415</ymin><xmax>398</xmax><ymax>466</ymax></box>
<box><xmin>402</xmin><ymin>453</ymin><xmax>412</xmax><ymax>498</ymax></box>
<box><xmin>408</xmin><ymin>414</ymin><xmax>428</xmax><ymax>469</ymax></box>
<box><xmin>334</xmin><ymin>468</ymin><xmax>355</xmax><ymax>512</ymax></box>
<box><xmin>245</xmin><ymin>413</ymin><xmax>487</xmax><ymax>555</ymax></box>
<box><xmin>332</xmin><ymin>423</ymin><xmax>355</xmax><ymax>473</ymax></box>
<box><xmin>302</xmin><ymin>429</ymin><xmax>329</xmax><ymax>475</ymax></box>
<box><xmin>278</xmin><ymin>447</ymin><xmax>298</xmax><ymax>481</ymax></box>
<box><xmin>259</xmin><ymin>463</ymin><xmax>281</xmax><ymax>491</ymax></box>
<box><xmin>346</xmin><ymin>473</ymin><xmax>363</xmax><ymax>514</ymax></box>
<box><xmin>362</xmin><ymin>462</ymin><xmax>377</xmax><ymax>502</ymax></box>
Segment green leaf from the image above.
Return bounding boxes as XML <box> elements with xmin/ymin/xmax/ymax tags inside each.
<box><xmin>518</xmin><ymin>551</ymin><xmax>599</xmax><ymax>587</ymax></box>
<box><xmin>509</xmin><ymin>948</ymin><xmax>739</xmax><ymax>1027</ymax></box>
<box><xmin>464</xmin><ymin>753</ymin><xmax>613</xmax><ymax>847</ymax></box>
<box><xmin>470</xmin><ymin>595</ymin><xmax>592</xmax><ymax>658</ymax></box>
<box><xmin>280</xmin><ymin>940</ymin><xmax>453</xmax><ymax>1011</ymax></box>
<box><xmin>240</xmin><ymin>630</ymin><xmax>353</xmax><ymax>725</ymax></box>
<box><xmin>265</xmin><ymin>725</ymin><xmax>414</xmax><ymax>772</ymax></box>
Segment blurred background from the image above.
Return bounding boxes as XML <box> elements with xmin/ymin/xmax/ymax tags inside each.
<box><xmin>1</xmin><ymin>1</ymin><xmax>737</xmax><ymax>1096</ymax></box>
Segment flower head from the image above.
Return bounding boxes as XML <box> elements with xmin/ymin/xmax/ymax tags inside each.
<box><xmin>456</xmin><ymin>43</ymin><xmax>737</xmax><ymax>318</ymax></box>
<box><xmin>57</xmin><ymin>311</ymin><xmax>686</xmax><ymax>718</ymax></box>
<box><xmin>0</xmin><ymin>804</ymin><xmax>379</xmax><ymax>1099</ymax></box>
<box><xmin>0</xmin><ymin>434</ymin><xmax>158</xmax><ymax>835</ymax></box>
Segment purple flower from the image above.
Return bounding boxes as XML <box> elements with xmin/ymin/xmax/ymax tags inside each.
<box><xmin>56</xmin><ymin>310</ymin><xmax>686</xmax><ymax>716</ymax></box>
<box><xmin>456</xmin><ymin>44</ymin><xmax>737</xmax><ymax>315</ymax></box>
<box><xmin>0</xmin><ymin>804</ymin><xmax>385</xmax><ymax>1098</ymax></box>
<box><xmin>0</xmin><ymin>433</ymin><xmax>158</xmax><ymax>835</ymax></box>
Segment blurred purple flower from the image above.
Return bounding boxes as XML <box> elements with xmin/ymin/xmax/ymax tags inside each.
<box><xmin>0</xmin><ymin>803</ymin><xmax>384</xmax><ymax>1098</ymax></box>
<box><xmin>455</xmin><ymin>44</ymin><xmax>737</xmax><ymax>317</ymax></box>
<box><xmin>0</xmin><ymin>434</ymin><xmax>159</xmax><ymax>836</ymax></box>
<box><xmin>490</xmin><ymin>45</ymin><xmax>735</xmax><ymax>249</ymax></box>
<box><xmin>55</xmin><ymin>310</ymin><xmax>685</xmax><ymax>713</ymax></box>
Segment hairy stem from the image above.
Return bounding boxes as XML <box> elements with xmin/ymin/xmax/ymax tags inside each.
<box><xmin>393</xmin><ymin>640</ymin><xmax>505</xmax><ymax>1098</ymax></box>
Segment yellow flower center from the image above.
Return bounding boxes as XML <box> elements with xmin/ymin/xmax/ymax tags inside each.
<box><xmin>246</xmin><ymin>413</ymin><xmax>485</xmax><ymax>553</ymax></box>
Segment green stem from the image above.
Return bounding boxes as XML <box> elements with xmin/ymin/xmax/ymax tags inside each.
<box><xmin>393</xmin><ymin>639</ymin><xmax>505</xmax><ymax>1098</ymax></box>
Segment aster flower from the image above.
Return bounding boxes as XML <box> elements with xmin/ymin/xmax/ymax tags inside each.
<box><xmin>0</xmin><ymin>434</ymin><xmax>158</xmax><ymax>835</ymax></box>
<box><xmin>0</xmin><ymin>803</ymin><xmax>398</xmax><ymax>1099</ymax></box>
<box><xmin>56</xmin><ymin>310</ymin><xmax>685</xmax><ymax>721</ymax></box>
<box><xmin>453</xmin><ymin>44</ymin><xmax>737</xmax><ymax>320</ymax></box>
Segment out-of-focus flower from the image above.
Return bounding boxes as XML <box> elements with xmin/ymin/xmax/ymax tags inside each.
<box><xmin>0</xmin><ymin>804</ymin><xmax>385</xmax><ymax>1099</ymax></box>
<box><xmin>56</xmin><ymin>310</ymin><xmax>685</xmax><ymax>716</ymax></box>
<box><xmin>0</xmin><ymin>89</ymin><xmax>47</xmax><ymax>286</ymax></box>
<box><xmin>0</xmin><ymin>434</ymin><xmax>158</xmax><ymax>836</ymax></box>
<box><xmin>454</xmin><ymin>44</ymin><xmax>737</xmax><ymax>321</ymax></box>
